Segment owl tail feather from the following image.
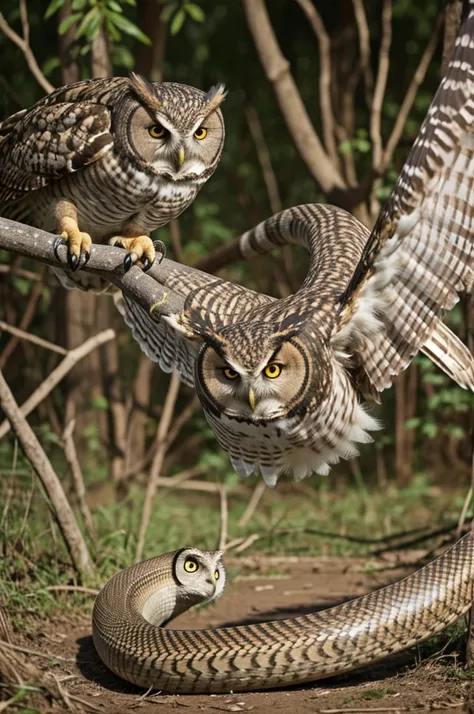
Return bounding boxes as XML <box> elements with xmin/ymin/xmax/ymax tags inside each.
<box><xmin>421</xmin><ymin>320</ymin><xmax>474</xmax><ymax>391</ymax></box>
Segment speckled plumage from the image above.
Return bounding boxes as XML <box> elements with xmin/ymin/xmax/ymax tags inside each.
<box><xmin>0</xmin><ymin>75</ymin><xmax>225</xmax><ymax>288</ymax></box>
<box><xmin>118</xmin><ymin>11</ymin><xmax>474</xmax><ymax>484</ymax></box>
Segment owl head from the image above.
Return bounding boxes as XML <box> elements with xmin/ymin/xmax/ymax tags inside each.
<box><xmin>195</xmin><ymin>319</ymin><xmax>330</xmax><ymax>422</ymax></box>
<box><xmin>114</xmin><ymin>74</ymin><xmax>226</xmax><ymax>181</ymax></box>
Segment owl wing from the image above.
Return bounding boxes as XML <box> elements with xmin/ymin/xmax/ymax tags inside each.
<box><xmin>335</xmin><ymin>13</ymin><xmax>474</xmax><ymax>393</ymax></box>
<box><xmin>116</xmin><ymin>265</ymin><xmax>273</xmax><ymax>386</ymax></box>
<box><xmin>0</xmin><ymin>100</ymin><xmax>113</xmax><ymax>208</ymax></box>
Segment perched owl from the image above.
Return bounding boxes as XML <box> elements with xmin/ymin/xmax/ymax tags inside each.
<box><xmin>117</xmin><ymin>10</ymin><xmax>474</xmax><ymax>485</ymax></box>
<box><xmin>0</xmin><ymin>74</ymin><xmax>225</xmax><ymax>288</ymax></box>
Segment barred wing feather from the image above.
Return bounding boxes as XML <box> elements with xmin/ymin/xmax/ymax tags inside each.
<box><xmin>337</xmin><ymin>13</ymin><xmax>474</xmax><ymax>392</ymax></box>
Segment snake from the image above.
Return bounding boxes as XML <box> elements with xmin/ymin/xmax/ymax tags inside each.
<box><xmin>92</xmin><ymin>534</ymin><xmax>474</xmax><ymax>694</ymax></box>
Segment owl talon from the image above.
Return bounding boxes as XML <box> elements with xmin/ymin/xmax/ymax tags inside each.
<box><xmin>153</xmin><ymin>240</ymin><xmax>166</xmax><ymax>263</ymax></box>
<box><xmin>68</xmin><ymin>252</ymin><xmax>79</xmax><ymax>271</ymax></box>
<box><xmin>55</xmin><ymin>216</ymin><xmax>92</xmax><ymax>273</ymax></box>
<box><xmin>110</xmin><ymin>234</ymin><xmax>155</xmax><ymax>272</ymax></box>
<box><xmin>123</xmin><ymin>253</ymin><xmax>137</xmax><ymax>272</ymax></box>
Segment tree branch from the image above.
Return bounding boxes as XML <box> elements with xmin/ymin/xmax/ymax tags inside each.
<box><xmin>0</xmin><ymin>4</ymin><xmax>54</xmax><ymax>94</ymax></box>
<box><xmin>0</xmin><ymin>329</ymin><xmax>115</xmax><ymax>440</ymax></box>
<box><xmin>0</xmin><ymin>368</ymin><xmax>94</xmax><ymax>574</ymax></box>
<box><xmin>294</xmin><ymin>0</ymin><xmax>340</xmax><ymax>169</ymax></box>
<box><xmin>0</xmin><ymin>217</ymin><xmax>188</xmax><ymax>317</ymax></box>
<box><xmin>381</xmin><ymin>14</ymin><xmax>442</xmax><ymax>172</ymax></box>
<box><xmin>242</xmin><ymin>0</ymin><xmax>346</xmax><ymax>199</ymax></box>
<box><xmin>370</xmin><ymin>0</ymin><xmax>392</xmax><ymax>172</ymax></box>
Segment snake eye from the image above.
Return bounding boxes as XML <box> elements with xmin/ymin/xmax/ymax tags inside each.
<box><xmin>149</xmin><ymin>124</ymin><xmax>167</xmax><ymax>139</ymax></box>
<box><xmin>223</xmin><ymin>367</ymin><xmax>239</xmax><ymax>380</ymax></box>
<box><xmin>194</xmin><ymin>127</ymin><xmax>207</xmax><ymax>140</ymax></box>
<box><xmin>264</xmin><ymin>363</ymin><xmax>281</xmax><ymax>379</ymax></box>
<box><xmin>184</xmin><ymin>558</ymin><xmax>199</xmax><ymax>573</ymax></box>
<box><xmin>214</xmin><ymin>569</ymin><xmax>220</xmax><ymax>580</ymax></box>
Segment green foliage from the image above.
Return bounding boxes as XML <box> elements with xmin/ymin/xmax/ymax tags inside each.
<box><xmin>161</xmin><ymin>1</ymin><xmax>205</xmax><ymax>35</ymax></box>
<box><xmin>44</xmin><ymin>0</ymin><xmax>150</xmax><ymax>65</ymax></box>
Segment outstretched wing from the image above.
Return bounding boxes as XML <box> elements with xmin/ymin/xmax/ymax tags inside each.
<box><xmin>336</xmin><ymin>9</ymin><xmax>474</xmax><ymax>392</ymax></box>
<box><xmin>115</xmin><ymin>293</ymin><xmax>199</xmax><ymax>387</ymax></box>
<box><xmin>115</xmin><ymin>264</ymin><xmax>273</xmax><ymax>386</ymax></box>
<box><xmin>0</xmin><ymin>100</ymin><xmax>113</xmax><ymax>208</ymax></box>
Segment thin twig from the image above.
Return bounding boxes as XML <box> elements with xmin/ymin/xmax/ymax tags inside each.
<box><xmin>0</xmin><ymin>368</ymin><xmax>94</xmax><ymax>574</ymax></box>
<box><xmin>63</xmin><ymin>418</ymin><xmax>96</xmax><ymax>541</ymax></box>
<box><xmin>0</xmin><ymin>265</ymin><xmax>43</xmax><ymax>281</ymax></box>
<box><xmin>218</xmin><ymin>484</ymin><xmax>229</xmax><ymax>551</ymax></box>
<box><xmin>242</xmin><ymin>0</ymin><xmax>346</xmax><ymax>196</ymax></box>
<box><xmin>0</xmin><ymin>6</ymin><xmax>54</xmax><ymax>93</ymax></box>
<box><xmin>135</xmin><ymin>374</ymin><xmax>181</xmax><ymax>562</ymax></box>
<box><xmin>381</xmin><ymin>15</ymin><xmax>442</xmax><ymax>172</ymax></box>
<box><xmin>352</xmin><ymin>0</ymin><xmax>374</xmax><ymax>106</ymax></box>
<box><xmin>0</xmin><ymin>641</ymin><xmax>74</xmax><ymax>663</ymax></box>
<box><xmin>0</xmin><ymin>274</ymin><xmax>45</xmax><ymax>368</ymax></box>
<box><xmin>244</xmin><ymin>102</ymin><xmax>282</xmax><ymax>214</ymax></box>
<box><xmin>0</xmin><ymin>329</ymin><xmax>116</xmax><ymax>440</ymax></box>
<box><xmin>0</xmin><ymin>320</ymin><xmax>67</xmax><ymax>356</ymax></box>
<box><xmin>238</xmin><ymin>481</ymin><xmax>266</xmax><ymax>528</ymax></box>
<box><xmin>294</xmin><ymin>0</ymin><xmax>339</xmax><ymax>168</ymax></box>
<box><xmin>370</xmin><ymin>0</ymin><xmax>392</xmax><ymax>171</ymax></box>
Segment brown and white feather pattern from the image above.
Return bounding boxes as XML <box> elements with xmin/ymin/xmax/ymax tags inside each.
<box><xmin>0</xmin><ymin>75</ymin><xmax>225</xmax><ymax>289</ymax></box>
<box><xmin>118</xmin><ymin>9</ymin><xmax>474</xmax><ymax>484</ymax></box>
<box><xmin>338</xmin><ymin>10</ymin><xmax>474</xmax><ymax>391</ymax></box>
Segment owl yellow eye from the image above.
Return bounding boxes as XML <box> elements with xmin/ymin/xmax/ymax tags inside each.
<box><xmin>149</xmin><ymin>124</ymin><xmax>167</xmax><ymax>139</ymax></box>
<box><xmin>184</xmin><ymin>558</ymin><xmax>199</xmax><ymax>573</ymax></box>
<box><xmin>214</xmin><ymin>569</ymin><xmax>220</xmax><ymax>580</ymax></box>
<box><xmin>223</xmin><ymin>367</ymin><xmax>239</xmax><ymax>380</ymax></box>
<box><xmin>264</xmin><ymin>363</ymin><xmax>281</xmax><ymax>379</ymax></box>
<box><xmin>194</xmin><ymin>127</ymin><xmax>207</xmax><ymax>140</ymax></box>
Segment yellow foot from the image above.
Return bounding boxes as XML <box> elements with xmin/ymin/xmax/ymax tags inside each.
<box><xmin>54</xmin><ymin>216</ymin><xmax>92</xmax><ymax>272</ymax></box>
<box><xmin>108</xmin><ymin>235</ymin><xmax>166</xmax><ymax>272</ymax></box>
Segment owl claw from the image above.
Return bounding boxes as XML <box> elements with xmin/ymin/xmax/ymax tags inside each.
<box><xmin>153</xmin><ymin>240</ymin><xmax>167</xmax><ymax>263</ymax></box>
<box><xmin>54</xmin><ymin>218</ymin><xmax>92</xmax><ymax>274</ymax></box>
<box><xmin>68</xmin><ymin>252</ymin><xmax>79</xmax><ymax>271</ymax></box>
<box><xmin>109</xmin><ymin>235</ymin><xmax>155</xmax><ymax>273</ymax></box>
<box><xmin>123</xmin><ymin>253</ymin><xmax>137</xmax><ymax>272</ymax></box>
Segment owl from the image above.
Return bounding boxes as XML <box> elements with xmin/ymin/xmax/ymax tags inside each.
<box><xmin>117</xmin><ymin>10</ymin><xmax>474</xmax><ymax>485</ymax></box>
<box><xmin>0</xmin><ymin>74</ymin><xmax>225</xmax><ymax>289</ymax></box>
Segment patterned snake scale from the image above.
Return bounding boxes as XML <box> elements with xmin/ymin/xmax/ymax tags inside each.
<box><xmin>93</xmin><ymin>534</ymin><xmax>474</xmax><ymax>694</ymax></box>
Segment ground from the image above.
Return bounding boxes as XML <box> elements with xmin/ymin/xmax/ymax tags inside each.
<box><xmin>5</xmin><ymin>546</ymin><xmax>473</xmax><ymax>714</ymax></box>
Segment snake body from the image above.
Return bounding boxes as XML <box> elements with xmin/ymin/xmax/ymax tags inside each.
<box><xmin>92</xmin><ymin>534</ymin><xmax>474</xmax><ymax>693</ymax></box>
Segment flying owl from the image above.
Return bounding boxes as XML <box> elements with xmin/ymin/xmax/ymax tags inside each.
<box><xmin>0</xmin><ymin>74</ymin><xmax>225</xmax><ymax>289</ymax></box>
<box><xmin>117</xmin><ymin>11</ymin><xmax>474</xmax><ymax>485</ymax></box>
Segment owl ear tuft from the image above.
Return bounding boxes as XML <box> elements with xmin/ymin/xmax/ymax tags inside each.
<box><xmin>203</xmin><ymin>83</ymin><xmax>227</xmax><ymax>117</ymax></box>
<box><xmin>129</xmin><ymin>73</ymin><xmax>161</xmax><ymax>113</ymax></box>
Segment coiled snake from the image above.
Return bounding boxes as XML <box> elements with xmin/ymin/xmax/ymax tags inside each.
<box><xmin>92</xmin><ymin>534</ymin><xmax>474</xmax><ymax>693</ymax></box>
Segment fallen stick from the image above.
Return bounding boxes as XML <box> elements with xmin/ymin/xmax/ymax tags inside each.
<box><xmin>0</xmin><ymin>368</ymin><xmax>94</xmax><ymax>575</ymax></box>
<box><xmin>0</xmin><ymin>329</ymin><xmax>115</xmax><ymax>440</ymax></box>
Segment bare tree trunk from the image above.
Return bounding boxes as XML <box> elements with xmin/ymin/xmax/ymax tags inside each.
<box><xmin>126</xmin><ymin>355</ymin><xmax>154</xmax><ymax>468</ymax></box>
<box><xmin>135</xmin><ymin>0</ymin><xmax>167</xmax><ymax>81</ymax></box>
<box><xmin>91</xmin><ymin>26</ymin><xmax>112</xmax><ymax>78</ymax></box>
<box><xmin>58</xmin><ymin>0</ymin><xmax>79</xmax><ymax>85</ymax></box>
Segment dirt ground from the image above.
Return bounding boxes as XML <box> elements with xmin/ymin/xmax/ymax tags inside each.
<box><xmin>8</xmin><ymin>549</ymin><xmax>473</xmax><ymax>714</ymax></box>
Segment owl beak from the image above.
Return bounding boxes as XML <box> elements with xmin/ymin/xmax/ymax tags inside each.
<box><xmin>178</xmin><ymin>146</ymin><xmax>185</xmax><ymax>167</ymax></box>
<box><xmin>248</xmin><ymin>387</ymin><xmax>256</xmax><ymax>411</ymax></box>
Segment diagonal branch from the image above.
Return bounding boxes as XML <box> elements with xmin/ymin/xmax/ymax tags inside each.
<box><xmin>0</xmin><ymin>367</ymin><xmax>94</xmax><ymax>574</ymax></box>
<box><xmin>294</xmin><ymin>0</ymin><xmax>340</xmax><ymax>169</ymax></box>
<box><xmin>242</xmin><ymin>0</ymin><xmax>346</xmax><ymax>198</ymax></box>
<box><xmin>352</xmin><ymin>0</ymin><xmax>374</xmax><ymax>107</ymax></box>
<box><xmin>0</xmin><ymin>3</ymin><xmax>54</xmax><ymax>94</ymax></box>
<box><xmin>381</xmin><ymin>15</ymin><xmax>442</xmax><ymax>173</ymax></box>
<box><xmin>370</xmin><ymin>0</ymin><xmax>392</xmax><ymax>172</ymax></box>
